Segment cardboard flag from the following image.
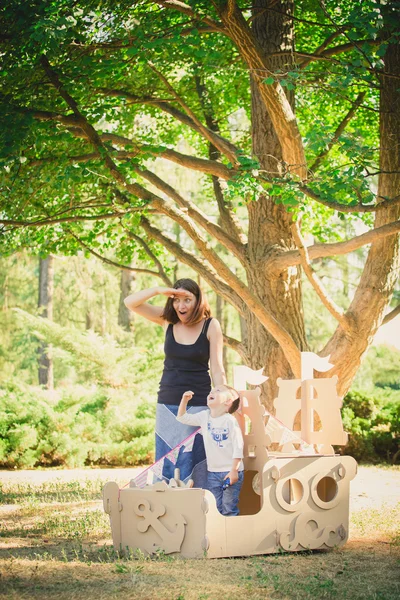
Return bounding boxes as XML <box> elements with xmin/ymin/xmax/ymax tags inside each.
<box><xmin>301</xmin><ymin>352</ymin><xmax>334</xmax><ymax>381</ymax></box>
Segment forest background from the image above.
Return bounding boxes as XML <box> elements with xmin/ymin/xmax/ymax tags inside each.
<box><xmin>0</xmin><ymin>0</ymin><xmax>400</xmax><ymax>470</ymax></box>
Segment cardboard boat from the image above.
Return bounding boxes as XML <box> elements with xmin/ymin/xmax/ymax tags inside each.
<box><xmin>103</xmin><ymin>357</ymin><xmax>357</xmax><ymax>558</ymax></box>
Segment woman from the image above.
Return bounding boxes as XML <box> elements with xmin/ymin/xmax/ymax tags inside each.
<box><xmin>124</xmin><ymin>279</ymin><xmax>226</xmax><ymax>487</ymax></box>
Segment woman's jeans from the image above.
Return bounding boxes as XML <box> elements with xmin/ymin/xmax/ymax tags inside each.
<box><xmin>207</xmin><ymin>470</ymin><xmax>244</xmax><ymax>516</ymax></box>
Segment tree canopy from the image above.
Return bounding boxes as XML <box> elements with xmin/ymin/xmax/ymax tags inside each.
<box><xmin>1</xmin><ymin>0</ymin><xmax>399</xmax><ymax>402</ymax></box>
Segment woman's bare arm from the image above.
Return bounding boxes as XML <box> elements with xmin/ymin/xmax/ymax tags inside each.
<box><xmin>124</xmin><ymin>287</ymin><xmax>173</xmax><ymax>325</ymax></box>
<box><xmin>208</xmin><ymin>318</ymin><xmax>227</xmax><ymax>386</ymax></box>
<box><xmin>124</xmin><ymin>286</ymin><xmax>191</xmax><ymax>325</ymax></box>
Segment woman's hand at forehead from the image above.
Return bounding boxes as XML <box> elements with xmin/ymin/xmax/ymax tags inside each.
<box><xmin>171</xmin><ymin>288</ymin><xmax>195</xmax><ymax>300</ymax></box>
<box><xmin>158</xmin><ymin>287</ymin><xmax>192</xmax><ymax>298</ymax></box>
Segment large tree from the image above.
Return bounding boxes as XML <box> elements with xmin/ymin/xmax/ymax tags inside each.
<box><xmin>1</xmin><ymin>0</ymin><xmax>399</xmax><ymax>404</ymax></box>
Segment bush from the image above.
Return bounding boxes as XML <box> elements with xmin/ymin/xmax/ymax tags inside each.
<box><xmin>0</xmin><ymin>382</ymin><xmax>155</xmax><ymax>468</ymax></box>
<box><xmin>337</xmin><ymin>390</ymin><xmax>400</xmax><ymax>463</ymax></box>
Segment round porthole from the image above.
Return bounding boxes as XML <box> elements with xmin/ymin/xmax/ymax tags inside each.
<box><xmin>317</xmin><ymin>476</ymin><xmax>337</xmax><ymax>503</ymax></box>
<box><xmin>276</xmin><ymin>477</ymin><xmax>307</xmax><ymax>512</ymax></box>
<box><xmin>282</xmin><ymin>478</ymin><xmax>304</xmax><ymax>504</ymax></box>
<box><xmin>311</xmin><ymin>473</ymin><xmax>340</xmax><ymax>509</ymax></box>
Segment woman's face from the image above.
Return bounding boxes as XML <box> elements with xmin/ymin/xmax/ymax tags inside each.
<box><xmin>172</xmin><ymin>288</ymin><xmax>197</xmax><ymax>323</ymax></box>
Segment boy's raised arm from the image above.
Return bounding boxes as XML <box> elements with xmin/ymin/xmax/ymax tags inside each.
<box><xmin>177</xmin><ymin>391</ymin><xmax>194</xmax><ymax>418</ymax></box>
<box><xmin>176</xmin><ymin>391</ymin><xmax>204</xmax><ymax>426</ymax></box>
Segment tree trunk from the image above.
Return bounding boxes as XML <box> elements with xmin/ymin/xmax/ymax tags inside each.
<box><xmin>118</xmin><ymin>268</ymin><xmax>136</xmax><ymax>331</ymax></box>
<box><xmin>38</xmin><ymin>255</ymin><xmax>54</xmax><ymax>389</ymax></box>
<box><xmin>322</xmin><ymin>35</ymin><xmax>400</xmax><ymax>396</ymax></box>
<box><xmin>101</xmin><ymin>286</ymin><xmax>107</xmax><ymax>335</ymax></box>
<box><xmin>86</xmin><ymin>308</ymin><xmax>95</xmax><ymax>330</ymax></box>
<box><xmin>243</xmin><ymin>0</ymin><xmax>307</xmax><ymax>408</ymax></box>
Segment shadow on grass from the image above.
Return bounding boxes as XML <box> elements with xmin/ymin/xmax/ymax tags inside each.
<box><xmin>0</xmin><ymin>506</ymin><xmax>109</xmax><ymax>540</ymax></box>
<box><xmin>1</xmin><ymin>540</ymin><xmax>399</xmax><ymax>600</ymax></box>
<box><xmin>0</xmin><ymin>536</ymin><xmax>398</xmax><ymax>564</ymax></box>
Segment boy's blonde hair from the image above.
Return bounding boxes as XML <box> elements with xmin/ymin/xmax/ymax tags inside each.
<box><xmin>221</xmin><ymin>385</ymin><xmax>240</xmax><ymax>414</ymax></box>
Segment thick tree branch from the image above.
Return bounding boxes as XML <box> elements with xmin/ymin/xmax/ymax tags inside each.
<box><xmin>130</xmin><ymin>165</ymin><xmax>247</xmax><ymax>266</ymax></box>
<box><xmin>309</xmin><ymin>92</ymin><xmax>367</xmax><ymax>173</ymax></box>
<box><xmin>69</xmin><ymin>232</ymin><xmax>166</xmax><ymax>279</ymax></box>
<box><xmin>121</xmin><ymin>227</ymin><xmax>173</xmax><ymax>286</ymax></box>
<box><xmin>318</xmin><ymin>1</ymin><xmax>376</xmax><ymax>75</ymax></box>
<box><xmin>20</xmin><ymin>99</ymin><xmax>239</xmax><ymax>182</ymax></box>
<box><xmin>99</xmin><ymin>89</ymin><xmax>241</xmax><ymax>159</ymax></box>
<box><xmin>144</xmin><ymin>194</ymin><xmax>301</xmax><ymax>374</ymax></box>
<box><xmin>153</xmin><ymin>0</ymin><xmax>225</xmax><ymax>33</ymax></box>
<box><xmin>13</xmin><ymin>107</ymin><xmax>80</xmax><ymax>127</ymax></box>
<box><xmin>74</xmin><ymin>128</ymin><xmax>235</xmax><ymax>179</ymax></box>
<box><xmin>298</xmin><ymin>29</ymin><xmax>347</xmax><ymax>69</ymax></box>
<box><xmin>139</xmin><ymin>216</ymin><xmax>245</xmax><ymax>314</ymax></box>
<box><xmin>194</xmin><ymin>74</ymin><xmax>246</xmax><ymax>243</ymax></box>
<box><xmin>269</xmin><ymin>219</ymin><xmax>400</xmax><ymax>271</ymax></box>
<box><xmin>23</xmin><ymin>143</ymin><xmax>248</xmax><ymax>276</ymax></box>
<box><xmin>299</xmin><ymin>183</ymin><xmax>400</xmax><ymax>213</ymax></box>
<box><xmin>148</xmin><ymin>62</ymin><xmax>239</xmax><ymax>165</ymax></box>
<box><xmin>382</xmin><ymin>304</ymin><xmax>400</xmax><ymax>326</ymax></box>
<box><xmin>29</xmin><ymin>142</ymin><xmax>234</xmax><ymax>180</ymax></box>
<box><xmin>39</xmin><ymin>56</ymin><xmax>138</xmax><ymax>193</ymax></box>
<box><xmin>70</xmin><ymin>21</ymin><xmax>221</xmax><ymax>51</ymax></box>
<box><xmin>223</xmin><ymin>333</ymin><xmax>246</xmax><ymax>360</ymax></box>
<box><xmin>70</xmin><ymin>175</ymin><xmax>248</xmax><ymax>308</ymax></box>
<box><xmin>212</xmin><ymin>0</ymin><xmax>306</xmax><ymax>179</ymax></box>
<box><xmin>291</xmin><ymin>221</ymin><xmax>351</xmax><ymax>332</ymax></box>
<box><xmin>0</xmin><ymin>212</ymin><xmax>124</xmax><ymax>228</ymax></box>
<box><xmin>40</xmin><ymin>58</ymin><xmax>231</xmax><ymax>220</ymax></box>
<box><xmin>298</xmin><ymin>39</ymin><xmax>381</xmax><ymax>68</ymax></box>
<box><xmin>148</xmin><ymin>194</ymin><xmax>250</xmax><ymax>295</ymax></box>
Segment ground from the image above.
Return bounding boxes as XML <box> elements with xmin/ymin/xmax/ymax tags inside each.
<box><xmin>0</xmin><ymin>465</ymin><xmax>399</xmax><ymax>600</ymax></box>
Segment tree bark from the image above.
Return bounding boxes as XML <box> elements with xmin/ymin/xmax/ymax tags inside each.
<box><xmin>5</xmin><ymin>0</ymin><xmax>400</xmax><ymax>411</ymax></box>
<box><xmin>243</xmin><ymin>0</ymin><xmax>307</xmax><ymax>407</ymax></box>
<box><xmin>118</xmin><ymin>268</ymin><xmax>136</xmax><ymax>331</ymax></box>
<box><xmin>321</xmin><ymin>35</ymin><xmax>400</xmax><ymax>396</ymax></box>
<box><xmin>38</xmin><ymin>256</ymin><xmax>54</xmax><ymax>389</ymax></box>
<box><xmin>214</xmin><ymin>0</ymin><xmax>306</xmax><ymax>178</ymax></box>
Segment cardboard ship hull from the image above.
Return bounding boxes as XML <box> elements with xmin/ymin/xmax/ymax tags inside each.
<box><xmin>103</xmin><ymin>362</ymin><xmax>357</xmax><ymax>558</ymax></box>
<box><xmin>103</xmin><ymin>454</ymin><xmax>357</xmax><ymax>558</ymax></box>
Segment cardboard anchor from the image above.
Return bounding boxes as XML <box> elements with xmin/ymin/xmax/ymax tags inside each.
<box><xmin>103</xmin><ymin>354</ymin><xmax>357</xmax><ymax>558</ymax></box>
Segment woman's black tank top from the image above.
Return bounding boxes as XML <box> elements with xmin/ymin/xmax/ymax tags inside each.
<box><xmin>157</xmin><ymin>318</ymin><xmax>212</xmax><ymax>406</ymax></box>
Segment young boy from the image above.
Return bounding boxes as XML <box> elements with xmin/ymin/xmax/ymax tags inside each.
<box><xmin>176</xmin><ymin>385</ymin><xmax>244</xmax><ymax>516</ymax></box>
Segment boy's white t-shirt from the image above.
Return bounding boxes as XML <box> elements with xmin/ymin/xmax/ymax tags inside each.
<box><xmin>177</xmin><ymin>410</ymin><xmax>244</xmax><ymax>473</ymax></box>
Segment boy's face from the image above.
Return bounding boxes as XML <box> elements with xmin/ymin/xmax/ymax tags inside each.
<box><xmin>207</xmin><ymin>386</ymin><xmax>232</xmax><ymax>411</ymax></box>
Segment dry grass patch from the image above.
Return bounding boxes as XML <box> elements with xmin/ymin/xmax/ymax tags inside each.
<box><xmin>0</xmin><ymin>473</ymin><xmax>399</xmax><ymax>600</ymax></box>
<box><xmin>0</xmin><ymin>478</ymin><xmax>105</xmax><ymax>505</ymax></box>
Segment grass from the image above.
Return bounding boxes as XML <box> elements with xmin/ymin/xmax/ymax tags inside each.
<box><xmin>0</xmin><ymin>473</ymin><xmax>399</xmax><ymax>600</ymax></box>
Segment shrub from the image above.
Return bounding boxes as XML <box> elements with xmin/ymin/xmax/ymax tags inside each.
<box><xmin>337</xmin><ymin>390</ymin><xmax>400</xmax><ymax>463</ymax></box>
<box><xmin>0</xmin><ymin>382</ymin><xmax>155</xmax><ymax>468</ymax></box>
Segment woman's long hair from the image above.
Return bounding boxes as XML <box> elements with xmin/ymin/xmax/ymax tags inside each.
<box><xmin>161</xmin><ymin>278</ymin><xmax>211</xmax><ymax>325</ymax></box>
